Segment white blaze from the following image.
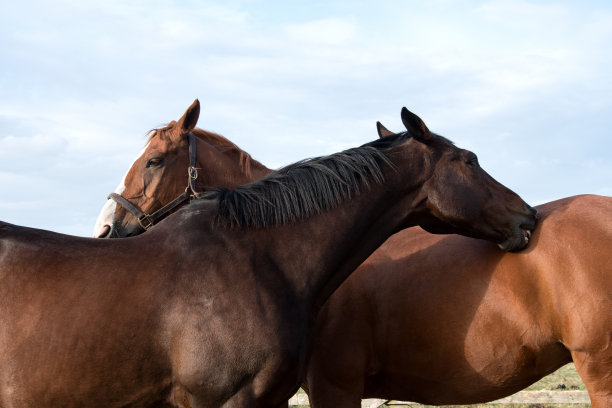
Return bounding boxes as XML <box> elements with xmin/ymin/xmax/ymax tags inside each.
<box><xmin>92</xmin><ymin>145</ymin><xmax>148</xmax><ymax>237</ymax></box>
<box><xmin>92</xmin><ymin>181</ymin><xmax>125</xmax><ymax>237</ymax></box>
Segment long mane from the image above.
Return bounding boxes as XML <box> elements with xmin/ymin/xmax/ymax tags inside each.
<box><xmin>197</xmin><ymin>132</ymin><xmax>411</xmax><ymax>229</ymax></box>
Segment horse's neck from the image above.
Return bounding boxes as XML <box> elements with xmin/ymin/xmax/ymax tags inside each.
<box><xmin>198</xmin><ymin>143</ymin><xmax>272</xmax><ymax>188</ymax></box>
<box><xmin>259</xmin><ymin>165</ymin><xmax>426</xmax><ymax>315</ymax></box>
<box><xmin>248</xmin><ymin>161</ymin><xmax>273</xmax><ymax>181</ymax></box>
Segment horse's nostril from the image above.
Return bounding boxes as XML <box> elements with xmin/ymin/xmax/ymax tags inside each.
<box><xmin>96</xmin><ymin>225</ymin><xmax>111</xmax><ymax>238</ymax></box>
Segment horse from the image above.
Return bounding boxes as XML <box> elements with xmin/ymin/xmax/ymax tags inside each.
<box><xmin>304</xmin><ymin>193</ymin><xmax>612</xmax><ymax>408</ymax></box>
<box><xmin>0</xmin><ymin>101</ymin><xmax>536</xmax><ymax>408</ymax></box>
<box><xmin>95</xmin><ymin>101</ymin><xmax>612</xmax><ymax>407</ymax></box>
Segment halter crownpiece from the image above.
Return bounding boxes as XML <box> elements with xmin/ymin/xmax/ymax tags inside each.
<box><xmin>108</xmin><ymin>132</ymin><xmax>202</xmax><ymax>230</ymax></box>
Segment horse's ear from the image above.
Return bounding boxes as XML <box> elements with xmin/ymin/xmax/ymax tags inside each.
<box><xmin>376</xmin><ymin>121</ymin><xmax>395</xmax><ymax>138</ymax></box>
<box><xmin>401</xmin><ymin>107</ymin><xmax>432</xmax><ymax>141</ymax></box>
<box><xmin>177</xmin><ymin>99</ymin><xmax>200</xmax><ymax>136</ymax></box>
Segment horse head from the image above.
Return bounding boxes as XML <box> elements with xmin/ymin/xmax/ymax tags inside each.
<box><xmin>377</xmin><ymin>108</ymin><xmax>537</xmax><ymax>251</ymax></box>
<box><xmin>93</xmin><ymin>99</ymin><xmax>269</xmax><ymax>238</ymax></box>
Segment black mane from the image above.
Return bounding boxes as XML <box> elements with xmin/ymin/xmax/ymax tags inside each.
<box><xmin>196</xmin><ymin>132</ymin><xmax>412</xmax><ymax>229</ymax></box>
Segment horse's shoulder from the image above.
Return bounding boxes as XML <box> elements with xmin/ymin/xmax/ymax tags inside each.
<box><xmin>536</xmin><ymin>194</ymin><xmax>607</xmax><ymax>220</ymax></box>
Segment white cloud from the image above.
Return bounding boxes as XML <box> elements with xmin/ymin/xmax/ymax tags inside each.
<box><xmin>284</xmin><ymin>17</ymin><xmax>357</xmax><ymax>46</ymax></box>
<box><xmin>1</xmin><ymin>1</ymin><xmax>611</xmax><ymax>235</ymax></box>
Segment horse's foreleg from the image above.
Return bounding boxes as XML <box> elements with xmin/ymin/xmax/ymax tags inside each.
<box><xmin>571</xmin><ymin>350</ymin><xmax>612</xmax><ymax>408</ymax></box>
<box><xmin>587</xmin><ymin>394</ymin><xmax>612</xmax><ymax>408</ymax></box>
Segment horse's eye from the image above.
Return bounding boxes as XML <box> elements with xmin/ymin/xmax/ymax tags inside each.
<box><xmin>467</xmin><ymin>155</ymin><xmax>479</xmax><ymax>168</ymax></box>
<box><xmin>146</xmin><ymin>158</ymin><xmax>164</xmax><ymax>168</ymax></box>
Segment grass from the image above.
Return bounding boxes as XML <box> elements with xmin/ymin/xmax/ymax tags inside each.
<box><xmin>524</xmin><ymin>364</ymin><xmax>585</xmax><ymax>391</ymax></box>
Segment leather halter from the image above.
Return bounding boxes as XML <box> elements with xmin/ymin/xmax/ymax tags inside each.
<box><xmin>108</xmin><ymin>132</ymin><xmax>202</xmax><ymax>230</ymax></box>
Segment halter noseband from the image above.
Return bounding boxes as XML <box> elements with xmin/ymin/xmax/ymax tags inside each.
<box><xmin>108</xmin><ymin>132</ymin><xmax>202</xmax><ymax>230</ymax></box>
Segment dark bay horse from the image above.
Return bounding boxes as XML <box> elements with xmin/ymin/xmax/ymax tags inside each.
<box><xmin>0</xmin><ymin>102</ymin><xmax>535</xmax><ymax>408</ymax></box>
<box><xmin>97</xmin><ymin>101</ymin><xmax>612</xmax><ymax>407</ymax></box>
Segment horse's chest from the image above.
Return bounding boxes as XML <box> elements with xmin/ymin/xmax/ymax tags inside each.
<box><xmin>168</xmin><ymin>298</ymin><xmax>307</xmax><ymax>405</ymax></box>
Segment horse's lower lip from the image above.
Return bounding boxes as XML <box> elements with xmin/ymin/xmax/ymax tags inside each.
<box><xmin>497</xmin><ymin>227</ymin><xmax>533</xmax><ymax>252</ymax></box>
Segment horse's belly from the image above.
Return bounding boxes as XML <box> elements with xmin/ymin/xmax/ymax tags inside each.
<box><xmin>364</xmin><ymin>337</ymin><xmax>570</xmax><ymax>405</ymax></box>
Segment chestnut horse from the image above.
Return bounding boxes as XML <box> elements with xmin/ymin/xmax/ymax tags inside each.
<box><xmin>304</xmin><ymin>193</ymin><xmax>612</xmax><ymax>408</ymax></box>
<box><xmin>96</xmin><ymin>101</ymin><xmax>611</xmax><ymax>407</ymax></box>
<box><xmin>0</xmin><ymin>102</ymin><xmax>535</xmax><ymax>408</ymax></box>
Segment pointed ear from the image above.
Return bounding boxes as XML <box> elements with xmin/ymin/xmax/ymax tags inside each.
<box><xmin>177</xmin><ymin>99</ymin><xmax>200</xmax><ymax>136</ymax></box>
<box><xmin>401</xmin><ymin>107</ymin><xmax>432</xmax><ymax>141</ymax></box>
<box><xmin>376</xmin><ymin>121</ymin><xmax>395</xmax><ymax>138</ymax></box>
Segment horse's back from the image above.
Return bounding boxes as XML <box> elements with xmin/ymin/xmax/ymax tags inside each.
<box><xmin>0</xmin><ymin>221</ymin><xmax>102</xmax><ymax>280</ymax></box>
<box><xmin>536</xmin><ymin>194</ymin><xmax>612</xmax><ymax>231</ymax></box>
<box><xmin>0</xmin><ymin>221</ymin><xmax>53</xmax><ymax>274</ymax></box>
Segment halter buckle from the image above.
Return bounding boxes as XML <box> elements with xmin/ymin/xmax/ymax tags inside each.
<box><xmin>188</xmin><ymin>166</ymin><xmax>198</xmax><ymax>181</ymax></box>
<box><xmin>138</xmin><ymin>214</ymin><xmax>154</xmax><ymax>230</ymax></box>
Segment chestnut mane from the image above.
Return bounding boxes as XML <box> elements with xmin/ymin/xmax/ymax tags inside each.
<box><xmin>147</xmin><ymin>122</ymin><xmax>262</xmax><ymax>178</ymax></box>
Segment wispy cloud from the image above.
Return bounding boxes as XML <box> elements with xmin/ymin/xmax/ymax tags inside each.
<box><xmin>1</xmin><ymin>0</ymin><xmax>610</xmax><ymax>234</ymax></box>
<box><xmin>284</xmin><ymin>17</ymin><xmax>357</xmax><ymax>45</ymax></box>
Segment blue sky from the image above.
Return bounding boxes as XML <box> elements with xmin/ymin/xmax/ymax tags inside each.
<box><xmin>1</xmin><ymin>0</ymin><xmax>611</xmax><ymax>236</ymax></box>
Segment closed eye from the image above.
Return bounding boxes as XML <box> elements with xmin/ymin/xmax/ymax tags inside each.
<box><xmin>467</xmin><ymin>155</ymin><xmax>479</xmax><ymax>168</ymax></box>
<box><xmin>146</xmin><ymin>158</ymin><xmax>164</xmax><ymax>168</ymax></box>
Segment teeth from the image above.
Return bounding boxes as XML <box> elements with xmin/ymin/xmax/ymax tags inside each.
<box><xmin>523</xmin><ymin>229</ymin><xmax>532</xmax><ymax>243</ymax></box>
